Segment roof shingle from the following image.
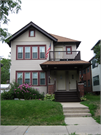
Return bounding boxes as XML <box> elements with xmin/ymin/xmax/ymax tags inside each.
<box><xmin>41</xmin><ymin>60</ymin><xmax>90</xmax><ymax>65</ymax></box>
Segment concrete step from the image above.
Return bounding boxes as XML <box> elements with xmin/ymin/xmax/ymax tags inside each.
<box><xmin>63</xmin><ymin>107</ymin><xmax>89</xmax><ymax>110</ymax></box>
<box><xmin>63</xmin><ymin>109</ymin><xmax>90</xmax><ymax>113</ymax></box>
<box><xmin>64</xmin><ymin>113</ymin><xmax>91</xmax><ymax>117</ymax></box>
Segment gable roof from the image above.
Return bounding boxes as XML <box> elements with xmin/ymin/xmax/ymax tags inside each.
<box><xmin>7</xmin><ymin>21</ymin><xmax>57</xmax><ymax>47</ymax></box>
<box><xmin>91</xmin><ymin>39</ymin><xmax>101</xmax><ymax>50</ymax></box>
<box><xmin>6</xmin><ymin>21</ymin><xmax>81</xmax><ymax>48</ymax></box>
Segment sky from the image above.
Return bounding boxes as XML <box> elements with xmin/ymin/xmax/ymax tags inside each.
<box><xmin>0</xmin><ymin>0</ymin><xmax>101</xmax><ymax>61</ymax></box>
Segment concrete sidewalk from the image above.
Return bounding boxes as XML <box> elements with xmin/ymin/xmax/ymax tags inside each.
<box><xmin>1</xmin><ymin>102</ymin><xmax>101</xmax><ymax>135</ymax></box>
<box><xmin>1</xmin><ymin>125</ymin><xmax>101</xmax><ymax>135</ymax></box>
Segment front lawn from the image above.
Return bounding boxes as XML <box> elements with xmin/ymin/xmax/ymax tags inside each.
<box><xmin>81</xmin><ymin>93</ymin><xmax>101</xmax><ymax>124</ymax></box>
<box><xmin>1</xmin><ymin>100</ymin><xmax>65</xmax><ymax>125</ymax></box>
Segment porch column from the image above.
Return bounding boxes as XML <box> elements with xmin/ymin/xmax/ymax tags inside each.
<box><xmin>47</xmin><ymin>69</ymin><xmax>51</xmax><ymax>93</ymax></box>
<box><xmin>78</xmin><ymin>83</ymin><xmax>84</xmax><ymax>97</ymax></box>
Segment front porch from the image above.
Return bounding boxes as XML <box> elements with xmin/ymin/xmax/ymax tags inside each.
<box><xmin>40</xmin><ymin>60</ymin><xmax>91</xmax><ymax>102</ymax></box>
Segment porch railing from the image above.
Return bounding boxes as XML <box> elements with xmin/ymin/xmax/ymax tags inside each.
<box><xmin>76</xmin><ymin>81</ymin><xmax>80</xmax><ymax>100</ymax></box>
<box><xmin>49</xmin><ymin>51</ymin><xmax>81</xmax><ymax>61</ymax></box>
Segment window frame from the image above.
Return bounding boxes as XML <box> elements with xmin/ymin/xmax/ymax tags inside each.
<box><xmin>29</xmin><ymin>29</ymin><xmax>35</xmax><ymax>37</ymax></box>
<box><xmin>93</xmin><ymin>75</ymin><xmax>100</xmax><ymax>86</ymax></box>
<box><xmin>83</xmin><ymin>80</ymin><xmax>86</xmax><ymax>87</ymax></box>
<box><xmin>87</xmin><ymin>67</ymin><xmax>89</xmax><ymax>73</ymax></box>
<box><xmin>83</xmin><ymin>69</ymin><xmax>86</xmax><ymax>74</ymax></box>
<box><xmin>17</xmin><ymin>47</ymin><xmax>23</xmax><ymax>59</ymax></box>
<box><xmin>39</xmin><ymin>46</ymin><xmax>45</xmax><ymax>59</ymax></box>
<box><xmin>40</xmin><ymin>72</ymin><xmax>46</xmax><ymax>85</ymax></box>
<box><xmin>16</xmin><ymin>45</ymin><xmax>46</xmax><ymax>60</ymax></box>
<box><xmin>16</xmin><ymin>71</ymin><xmax>47</xmax><ymax>86</ymax></box>
<box><xmin>32</xmin><ymin>72</ymin><xmax>38</xmax><ymax>85</ymax></box>
<box><xmin>66</xmin><ymin>46</ymin><xmax>72</xmax><ymax>54</ymax></box>
<box><xmin>17</xmin><ymin>72</ymin><xmax>23</xmax><ymax>85</ymax></box>
<box><xmin>25</xmin><ymin>47</ymin><xmax>31</xmax><ymax>59</ymax></box>
<box><xmin>32</xmin><ymin>46</ymin><xmax>38</xmax><ymax>59</ymax></box>
<box><xmin>24</xmin><ymin>72</ymin><xmax>30</xmax><ymax>84</ymax></box>
<box><xmin>88</xmin><ymin>80</ymin><xmax>90</xmax><ymax>87</ymax></box>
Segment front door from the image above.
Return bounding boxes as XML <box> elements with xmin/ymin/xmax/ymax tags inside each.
<box><xmin>55</xmin><ymin>47</ymin><xmax>63</xmax><ymax>60</ymax></box>
<box><xmin>69</xmin><ymin>71</ymin><xmax>77</xmax><ymax>90</ymax></box>
<box><xmin>57</xmin><ymin>71</ymin><xmax>66</xmax><ymax>90</ymax></box>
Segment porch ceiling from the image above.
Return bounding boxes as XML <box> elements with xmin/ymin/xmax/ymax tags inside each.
<box><xmin>40</xmin><ymin>60</ymin><xmax>91</xmax><ymax>71</ymax></box>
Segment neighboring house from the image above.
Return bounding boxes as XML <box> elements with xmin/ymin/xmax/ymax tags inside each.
<box><xmin>79</xmin><ymin>65</ymin><xmax>92</xmax><ymax>93</ymax></box>
<box><xmin>90</xmin><ymin>40</ymin><xmax>101</xmax><ymax>93</ymax></box>
<box><xmin>7</xmin><ymin>21</ymin><xmax>91</xmax><ymax>101</ymax></box>
<box><xmin>79</xmin><ymin>40</ymin><xmax>101</xmax><ymax>94</ymax></box>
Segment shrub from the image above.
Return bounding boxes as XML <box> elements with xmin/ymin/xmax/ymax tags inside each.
<box><xmin>14</xmin><ymin>83</ymin><xmax>44</xmax><ymax>100</ymax></box>
<box><xmin>44</xmin><ymin>94</ymin><xmax>55</xmax><ymax>101</ymax></box>
<box><xmin>1</xmin><ymin>91</ymin><xmax>14</xmax><ymax>100</ymax></box>
<box><xmin>1</xmin><ymin>82</ymin><xmax>44</xmax><ymax>100</ymax></box>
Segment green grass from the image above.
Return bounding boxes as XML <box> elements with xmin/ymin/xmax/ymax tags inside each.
<box><xmin>81</xmin><ymin>93</ymin><xmax>101</xmax><ymax>124</ymax></box>
<box><xmin>1</xmin><ymin>100</ymin><xmax>65</xmax><ymax>125</ymax></box>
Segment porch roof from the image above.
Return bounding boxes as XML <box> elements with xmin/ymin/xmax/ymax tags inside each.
<box><xmin>41</xmin><ymin>60</ymin><xmax>90</xmax><ymax>65</ymax></box>
<box><xmin>40</xmin><ymin>60</ymin><xmax>91</xmax><ymax>70</ymax></box>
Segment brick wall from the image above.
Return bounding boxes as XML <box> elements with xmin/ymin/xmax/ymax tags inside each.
<box><xmin>79</xmin><ymin>66</ymin><xmax>92</xmax><ymax>92</ymax></box>
<box><xmin>48</xmin><ymin>84</ymin><xmax>54</xmax><ymax>94</ymax></box>
<box><xmin>78</xmin><ymin>83</ymin><xmax>84</xmax><ymax>97</ymax></box>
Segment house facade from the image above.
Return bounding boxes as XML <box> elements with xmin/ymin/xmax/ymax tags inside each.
<box><xmin>7</xmin><ymin>22</ymin><xmax>91</xmax><ymax>101</ymax></box>
<box><xmin>90</xmin><ymin>40</ymin><xmax>101</xmax><ymax>93</ymax></box>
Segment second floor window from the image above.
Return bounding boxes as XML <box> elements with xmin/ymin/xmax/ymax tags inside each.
<box><xmin>17</xmin><ymin>45</ymin><xmax>46</xmax><ymax>60</ymax></box>
<box><xmin>40</xmin><ymin>46</ymin><xmax>45</xmax><ymax>58</ymax></box>
<box><xmin>66</xmin><ymin>46</ymin><xmax>72</xmax><ymax>54</ymax></box>
<box><xmin>18</xmin><ymin>47</ymin><xmax>23</xmax><ymax>59</ymax></box>
<box><xmin>32</xmin><ymin>47</ymin><xmax>38</xmax><ymax>59</ymax></box>
<box><xmin>25</xmin><ymin>47</ymin><xmax>30</xmax><ymax>59</ymax></box>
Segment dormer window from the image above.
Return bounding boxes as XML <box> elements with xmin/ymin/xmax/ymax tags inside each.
<box><xmin>29</xmin><ymin>29</ymin><xmax>35</xmax><ymax>37</ymax></box>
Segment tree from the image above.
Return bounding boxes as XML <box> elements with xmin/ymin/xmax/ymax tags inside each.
<box><xmin>1</xmin><ymin>58</ymin><xmax>11</xmax><ymax>84</ymax></box>
<box><xmin>94</xmin><ymin>45</ymin><xmax>100</xmax><ymax>64</ymax></box>
<box><xmin>0</xmin><ymin>0</ymin><xmax>22</xmax><ymax>42</ymax></box>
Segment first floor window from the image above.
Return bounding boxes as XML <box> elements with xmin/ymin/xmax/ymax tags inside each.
<box><xmin>40</xmin><ymin>46</ymin><xmax>45</xmax><ymax>58</ymax></box>
<box><xmin>32</xmin><ymin>72</ymin><xmax>38</xmax><ymax>85</ymax></box>
<box><xmin>93</xmin><ymin>75</ymin><xmax>99</xmax><ymax>86</ymax></box>
<box><xmin>87</xmin><ymin>67</ymin><xmax>89</xmax><ymax>72</ymax></box>
<box><xmin>25</xmin><ymin>72</ymin><xmax>30</xmax><ymax>84</ymax></box>
<box><xmin>83</xmin><ymin>69</ymin><xmax>86</xmax><ymax>74</ymax></box>
<box><xmin>25</xmin><ymin>47</ymin><xmax>30</xmax><ymax>59</ymax></box>
<box><xmin>18</xmin><ymin>47</ymin><xmax>23</xmax><ymax>59</ymax></box>
<box><xmin>84</xmin><ymin>81</ymin><xmax>86</xmax><ymax>87</ymax></box>
<box><xmin>16</xmin><ymin>71</ymin><xmax>46</xmax><ymax>86</ymax></box>
<box><xmin>88</xmin><ymin>80</ymin><xmax>90</xmax><ymax>87</ymax></box>
<box><xmin>40</xmin><ymin>72</ymin><xmax>45</xmax><ymax>85</ymax></box>
<box><xmin>17</xmin><ymin>72</ymin><xmax>23</xmax><ymax>84</ymax></box>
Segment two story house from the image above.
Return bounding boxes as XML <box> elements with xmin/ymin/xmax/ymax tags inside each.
<box><xmin>7</xmin><ymin>21</ymin><xmax>91</xmax><ymax>101</ymax></box>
